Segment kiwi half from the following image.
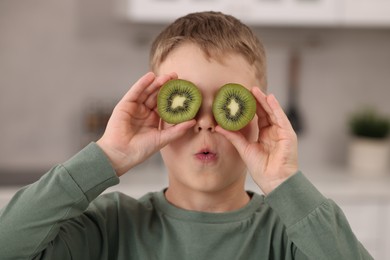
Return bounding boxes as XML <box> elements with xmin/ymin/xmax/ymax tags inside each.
<box><xmin>212</xmin><ymin>83</ymin><xmax>256</xmax><ymax>131</ymax></box>
<box><xmin>157</xmin><ymin>79</ymin><xmax>202</xmax><ymax>124</ymax></box>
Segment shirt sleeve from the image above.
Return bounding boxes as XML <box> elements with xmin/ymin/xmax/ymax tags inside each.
<box><xmin>265</xmin><ymin>171</ymin><xmax>374</xmax><ymax>260</ymax></box>
<box><xmin>0</xmin><ymin>143</ymin><xmax>119</xmax><ymax>260</ymax></box>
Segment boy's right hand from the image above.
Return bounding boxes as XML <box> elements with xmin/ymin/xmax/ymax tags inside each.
<box><xmin>96</xmin><ymin>72</ymin><xmax>196</xmax><ymax>176</ymax></box>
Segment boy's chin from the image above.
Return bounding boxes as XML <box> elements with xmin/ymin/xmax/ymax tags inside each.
<box><xmin>172</xmin><ymin>171</ymin><xmax>247</xmax><ymax>192</ymax></box>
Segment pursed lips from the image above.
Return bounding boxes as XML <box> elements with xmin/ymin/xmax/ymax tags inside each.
<box><xmin>195</xmin><ymin>149</ymin><xmax>217</xmax><ymax>162</ymax></box>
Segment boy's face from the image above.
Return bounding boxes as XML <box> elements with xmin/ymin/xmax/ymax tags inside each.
<box><xmin>156</xmin><ymin>43</ymin><xmax>260</xmax><ymax>195</ymax></box>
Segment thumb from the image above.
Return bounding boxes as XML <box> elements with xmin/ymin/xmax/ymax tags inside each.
<box><xmin>215</xmin><ymin>126</ymin><xmax>250</xmax><ymax>158</ymax></box>
<box><xmin>158</xmin><ymin>120</ymin><xmax>196</xmax><ymax>148</ymax></box>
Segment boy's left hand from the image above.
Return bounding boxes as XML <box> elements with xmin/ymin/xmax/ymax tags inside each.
<box><xmin>215</xmin><ymin>88</ymin><xmax>298</xmax><ymax>195</ymax></box>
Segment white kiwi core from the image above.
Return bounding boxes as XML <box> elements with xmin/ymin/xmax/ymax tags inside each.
<box><xmin>227</xmin><ymin>98</ymin><xmax>240</xmax><ymax>116</ymax></box>
<box><xmin>171</xmin><ymin>95</ymin><xmax>186</xmax><ymax>109</ymax></box>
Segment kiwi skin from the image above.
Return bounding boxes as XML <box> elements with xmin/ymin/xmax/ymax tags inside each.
<box><xmin>157</xmin><ymin>79</ymin><xmax>202</xmax><ymax>124</ymax></box>
<box><xmin>212</xmin><ymin>83</ymin><xmax>256</xmax><ymax>131</ymax></box>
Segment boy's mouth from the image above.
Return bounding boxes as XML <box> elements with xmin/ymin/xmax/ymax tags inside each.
<box><xmin>195</xmin><ymin>149</ymin><xmax>217</xmax><ymax>162</ymax></box>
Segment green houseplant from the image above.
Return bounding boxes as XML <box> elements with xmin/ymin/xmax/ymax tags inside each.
<box><xmin>348</xmin><ymin>108</ymin><xmax>390</xmax><ymax>175</ymax></box>
<box><xmin>349</xmin><ymin>108</ymin><xmax>389</xmax><ymax>139</ymax></box>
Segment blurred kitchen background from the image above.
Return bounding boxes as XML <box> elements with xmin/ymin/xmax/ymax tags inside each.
<box><xmin>1</xmin><ymin>0</ymin><xmax>390</xmax><ymax>258</ymax></box>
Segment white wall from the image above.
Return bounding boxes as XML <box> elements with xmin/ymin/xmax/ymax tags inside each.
<box><xmin>260</xmin><ymin>28</ymin><xmax>390</xmax><ymax>168</ymax></box>
<box><xmin>1</xmin><ymin>0</ymin><xmax>389</xmax><ymax>174</ymax></box>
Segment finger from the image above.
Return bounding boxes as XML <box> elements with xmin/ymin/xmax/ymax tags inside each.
<box><xmin>121</xmin><ymin>72</ymin><xmax>178</xmax><ymax>105</ymax></box>
<box><xmin>121</xmin><ymin>72</ymin><xmax>156</xmax><ymax>103</ymax></box>
<box><xmin>144</xmin><ymin>72</ymin><xmax>178</xmax><ymax>98</ymax></box>
<box><xmin>252</xmin><ymin>88</ymin><xmax>284</xmax><ymax>128</ymax></box>
<box><xmin>215</xmin><ymin>126</ymin><xmax>250</xmax><ymax>157</ymax></box>
<box><xmin>144</xmin><ymin>89</ymin><xmax>159</xmax><ymax>110</ymax></box>
<box><xmin>145</xmin><ymin>72</ymin><xmax>179</xmax><ymax>109</ymax></box>
<box><xmin>267</xmin><ymin>94</ymin><xmax>294</xmax><ymax>130</ymax></box>
<box><xmin>255</xmin><ymin>96</ymin><xmax>271</xmax><ymax>130</ymax></box>
<box><xmin>158</xmin><ymin>120</ymin><xmax>196</xmax><ymax>147</ymax></box>
<box><xmin>252</xmin><ymin>88</ymin><xmax>274</xmax><ymax>128</ymax></box>
<box><xmin>257</xmin><ymin>108</ymin><xmax>270</xmax><ymax>130</ymax></box>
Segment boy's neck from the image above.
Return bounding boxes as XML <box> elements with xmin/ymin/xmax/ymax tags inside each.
<box><xmin>164</xmin><ymin>185</ymin><xmax>251</xmax><ymax>213</ymax></box>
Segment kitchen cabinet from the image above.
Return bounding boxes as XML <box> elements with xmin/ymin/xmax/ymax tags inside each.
<box><xmin>339</xmin><ymin>201</ymin><xmax>386</xmax><ymax>259</ymax></box>
<box><xmin>235</xmin><ymin>0</ymin><xmax>341</xmax><ymax>26</ymax></box>
<box><xmin>385</xmin><ymin>204</ymin><xmax>390</xmax><ymax>260</ymax></box>
<box><xmin>303</xmin><ymin>168</ymin><xmax>390</xmax><ymax>260</ymax></box>
<box><xmin>343</xmin><ymin>0</ymin><xmax>390</xmax><ymax>27</ymax></box>
<box><xmin>122</xmin><ymin>0</ymin><xmax>229</xmax><ymax>23</ymax></box>
<box><xmin>122</xmin><ymin>0</ymin><xmax>390</xmax><ymax>27</ymax></box>
<box><xmin>123</xmin><ymin>0</ymin><xmax>342</xmax><ymax>26</ymax></box>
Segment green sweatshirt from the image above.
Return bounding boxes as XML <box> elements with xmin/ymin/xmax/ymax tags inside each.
<box><xmin>0</xmin><ymin>143</ymin><xmax>373</xmax><ymax>260</ymax></box>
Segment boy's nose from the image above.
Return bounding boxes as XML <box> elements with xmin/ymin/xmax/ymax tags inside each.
<box><xmin>195</xmin><ymin>117</ymin><xmax>215</xmax><ymax>132</ymax></box>
<box><xmin>194</xmin><ymin>107</ymin><xmax>216</xmax><ymax>133</ymax></box>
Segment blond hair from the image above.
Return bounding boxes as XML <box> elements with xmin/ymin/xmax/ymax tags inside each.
<box><xmin>150</xmin><ymin>11</ymin><xmax>267</xmax><ymax>90</ymax></box>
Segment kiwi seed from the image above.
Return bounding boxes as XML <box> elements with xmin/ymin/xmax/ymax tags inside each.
<box><xmin>157</xmin><ymin>79</ymin><xmax>202</xmax><ymax>124</ymax></box>
<box><xmin>212</xmin><ymin>83</ymin><xmax>256</xmax><ymax>131</ymax></box>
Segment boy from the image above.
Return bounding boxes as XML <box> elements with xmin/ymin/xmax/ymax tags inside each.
<box><xmin>0</xmin><ymin>11</ymin><xmax>372</xmax><ymax>259</ymax></box>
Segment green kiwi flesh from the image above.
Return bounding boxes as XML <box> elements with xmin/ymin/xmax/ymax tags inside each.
<box><xmin>157</xmin><ymin>79</ymin><xmax>202</xmax><ymax>124</ymax></box>
<box><xmin>213</xmin><ymin>83</ymin><xmax>256</xmax><ymax>131</ymax></box>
